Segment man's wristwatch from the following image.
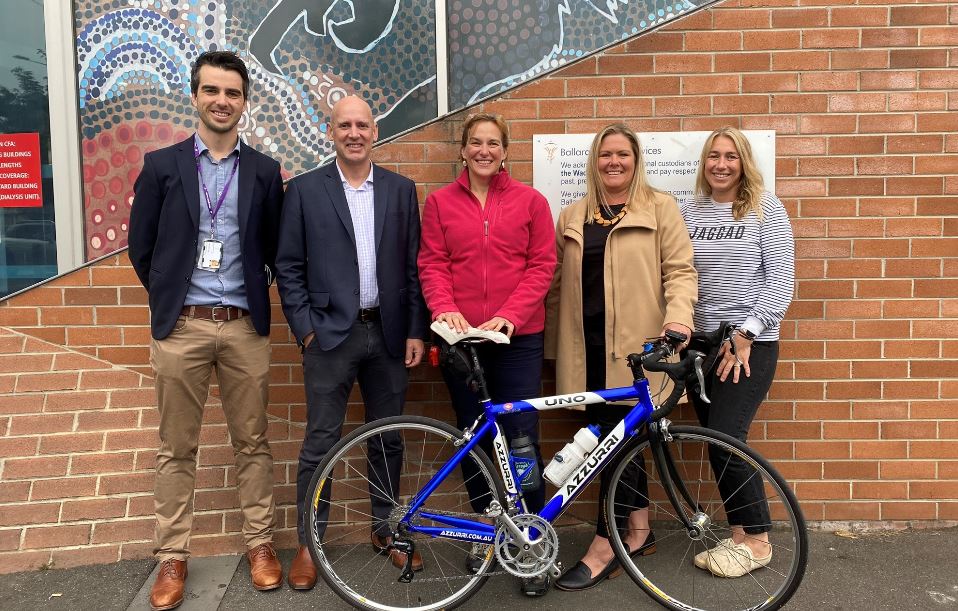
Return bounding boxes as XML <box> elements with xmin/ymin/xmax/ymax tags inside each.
<box><xmin>737</xmin><ymin>328</ymin><xmax>757</xmax><ymax>342</ymax></box>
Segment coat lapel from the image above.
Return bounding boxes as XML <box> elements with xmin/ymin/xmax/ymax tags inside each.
<box><xmin>174</xmin><ymin>137</ymin><xmax>201</xmax><ymax>232</ymax></box>
<box><xmin>563</xmin><ymin>197</ymin><xmax>658</xmax><ymax>244</ymax></box>
<box><xmin>237</xmin><ymin>142</ymin><xmax>255</xmax><ymax>246</ymax></box>
<box><xmin>372</xmin><ymin>164</ymin><xmax>387</xmax><ymax>251</ymax></box>
<box><xmin>323</xmin><ymin>163</ymin><xmax>356</xmax><ymax>246</ymax></box>
<box><xmin>615</xmin><ymin>202</ymin><xmax>657</xmax><ymax>231</ymax></box>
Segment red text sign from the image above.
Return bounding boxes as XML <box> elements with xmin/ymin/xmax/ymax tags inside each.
<box><xmin>0</xmin><ymin>133</ymin><xmax>43</xmax><ymax>208</ymax></box>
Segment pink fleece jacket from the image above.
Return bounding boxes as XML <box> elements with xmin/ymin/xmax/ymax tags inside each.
<box><xmin>418</xmin><ymin>169</ymin><xmax>557</xmax><ymax>335</ymax></box>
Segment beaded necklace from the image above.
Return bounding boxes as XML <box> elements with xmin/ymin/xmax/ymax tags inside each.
<box><xmin>593</xmin><ymin>203</ymin><xmax>627</xmax><ymax>226</ymax></box>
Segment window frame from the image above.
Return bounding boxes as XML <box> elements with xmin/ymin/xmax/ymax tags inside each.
<box><xmin>43</xmin><ymin>0</ymin><xmax>84</xmax><ymax>273</ymax></box>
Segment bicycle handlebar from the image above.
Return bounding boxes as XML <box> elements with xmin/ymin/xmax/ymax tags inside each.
<box><xmin>627</xmin><ymin>323</ymin><xmax>735</xmax><ymax>420</ymax></box>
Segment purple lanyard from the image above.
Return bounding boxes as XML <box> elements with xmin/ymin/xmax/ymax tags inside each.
<box><xmin>194</xmin><ymin>139</ymin><xmax>239</xmax><ymax>237</ymax></box>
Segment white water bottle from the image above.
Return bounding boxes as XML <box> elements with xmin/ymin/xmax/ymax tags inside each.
<box><xmin>543</xmin><ymin>425</ymin><xmax>601</xmax><ymax>486</ymax></box>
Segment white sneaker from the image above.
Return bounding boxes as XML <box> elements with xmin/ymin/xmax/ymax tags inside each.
<box><xmin>706</xmin><ymin>542</ymin><xmax>772</xmax><ymax>578</ymax></box>
<box><xmin>693</xmin><ymin>537</ymin><xmax>734</xmax><ymax>570</ymax></box>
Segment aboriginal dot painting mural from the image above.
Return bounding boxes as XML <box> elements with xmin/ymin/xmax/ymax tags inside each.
<box><xmin>446</xmin><ymin>0</ymin><xmax>699</xmax><ymax>107</ymax></box>
<box><xmin>75</xmin><ymin>0</ymin><xmax>706</xmax><ymax>259</ymax></box>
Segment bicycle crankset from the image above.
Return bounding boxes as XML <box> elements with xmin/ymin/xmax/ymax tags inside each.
<box><xmin>493</xmin><ymin>513</ymin><xmax>559</xmax><ymax>578</ymax></box>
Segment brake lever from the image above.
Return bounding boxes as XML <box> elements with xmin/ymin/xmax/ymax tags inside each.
<box><xmin>690</xmin><ymin>350</ymin><xmax>710</xmax><ymax>404</ymax></box>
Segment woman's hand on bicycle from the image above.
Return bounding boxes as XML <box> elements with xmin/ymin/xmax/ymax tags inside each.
<box><xmin>478</xmin><ymin>316</ymin><xmax>515</xmax><ymax>337</ymax></box>
<box><xmin>435</xmin><ymin>311</ymin><xmax>470</xmax><ymax>334</ymax></box>
<box><xmin>717</xmin><ymin>332</ymin><xmax>752</xmax><ymax>383</ymax></box>
<box><xmin>661</xmin><ymin>322</ymin><xmax>692</xmax><ymax>350</ymax></box>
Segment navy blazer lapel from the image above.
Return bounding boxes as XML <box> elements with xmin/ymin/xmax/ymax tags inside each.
<box><xmin>373</xmin><ymin>164</ymin><xmax>387</xmax><ymax>251</ymax></box>
<box><xmin>175</xmin><ymin>137</ymin><xmax>201</xmax><ymax>232</ymax></box>
<box><xmin>323</xmin><ymin>163</ymin><xmax>356</xmax><ymax>246</ymax></box>
<box><xmin>237</xmin><ymin>142</ymin><xmax>255</xmax><ymax>246</ymax></box>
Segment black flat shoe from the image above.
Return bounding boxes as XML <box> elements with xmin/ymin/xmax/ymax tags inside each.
<box><xmin>554</xmin><ymin>556</ymin><xmax>622</xmax><ymax>591</ymax></box>
<box><xmin>628</xmin><ymin>531</ymin><xmax>657</xmax><ymax>559</ymax></box>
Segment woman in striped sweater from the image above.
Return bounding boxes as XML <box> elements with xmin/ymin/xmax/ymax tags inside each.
<box><xmin>680</xmin><ymin>127</ymin><xmax>795</xmax><ymax>579</ymax></box>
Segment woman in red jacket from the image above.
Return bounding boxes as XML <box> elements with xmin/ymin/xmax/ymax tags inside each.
<box><xmin>418</xmin><ymin>112</ymin><xmax>557</xmax><ymax>596</ymax></box>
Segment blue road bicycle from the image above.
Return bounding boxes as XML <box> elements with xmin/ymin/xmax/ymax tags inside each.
<box><xmin>305</xmin><ymin>326</ymin><xmax>807</xmax><ymax>611</ymax></box>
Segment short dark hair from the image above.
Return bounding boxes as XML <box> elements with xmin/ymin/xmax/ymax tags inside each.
<box><xmin>190</xmin><ymin>50</ymin><xmax>249</xmax><ymax>100</ymax></box>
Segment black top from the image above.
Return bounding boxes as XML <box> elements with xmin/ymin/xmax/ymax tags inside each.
<box><xmin>581</xmin><ymin>204</ymin><xmax>626</xmax><ymax>345</ymax></box>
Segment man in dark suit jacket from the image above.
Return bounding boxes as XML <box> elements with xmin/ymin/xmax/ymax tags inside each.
<box><xmin>276</xmin><ymin>95</ymin><xmax>426</xmax><ymax>590</ymax></box>
<box><xmin>128</xmin><ymin>51</ymin><xmax>284</xmax><ymax>611</ymax></box>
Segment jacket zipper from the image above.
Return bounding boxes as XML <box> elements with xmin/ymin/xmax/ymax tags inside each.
<box><xmin>458</xmin><ymin>178</ymin><xmax>493</xmax><ymax>323</ymax></box>
<box><xmin>478</xmin><ymin>193</ymin><xmax>490</xmax><ymax>323</ymax></box>
<box><xmin>607</xmin><ymin>223</ymin><xmax>618</xmax><ymax>360</ymax></box>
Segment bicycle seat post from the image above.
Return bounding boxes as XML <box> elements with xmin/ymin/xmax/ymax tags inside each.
<box><xmin>464</xmin><ymin>343</ymin><xmax>492</xmax><ymax>403</ymax></box>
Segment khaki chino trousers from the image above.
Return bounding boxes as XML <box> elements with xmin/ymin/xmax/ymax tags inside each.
<box><xmin>150</xmin><ymin>314</ymin><xmax>275</xmax><ymax>561</ymax></box>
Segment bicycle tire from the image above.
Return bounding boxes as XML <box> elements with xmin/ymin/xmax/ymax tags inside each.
<box><xmin>305</xmin><ymin>415</ymin><xmax>506</xmax><ymax>611</ymax></box>
<box><xmin>604</xmin><ymin>425</ymin><xmax>808</xmax><ymax>611</ymax></box>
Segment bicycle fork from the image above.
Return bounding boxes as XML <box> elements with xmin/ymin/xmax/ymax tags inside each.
<box><xmin>648</xmin><ymin>419</ymin><xmax>712</xmax><ymax>540</ymax></box>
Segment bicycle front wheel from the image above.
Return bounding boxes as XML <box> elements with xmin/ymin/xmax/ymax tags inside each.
<box><xmin>605</xmin><ymin>425</ymin><xmax>807</xmax><ymax>611</ymax></box>
<box><xmin>305</xmin><ymin>415</ymin><xmax>505</xmax><ymax>611</ymax></box>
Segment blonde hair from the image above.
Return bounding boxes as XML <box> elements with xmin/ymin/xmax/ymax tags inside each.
<box><xmin>694</xmin><ymin>126</ymin><xmax>765</xmax><ymax>221</ymax></box>
<box><xmin>582</xmin><ymin>123</ymin><xmax>663</xmax><ymax>224</ymax></box>
<box><xmin>458</xmin><ymin>112</ymin><xmax>509</xmax><ymax>162</ymax></box>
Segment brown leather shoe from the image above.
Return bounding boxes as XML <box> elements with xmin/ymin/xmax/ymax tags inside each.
<box><xmin>150</xmin><ymin>559</ymin><xmax>187</xmax><ymax>611</ymax></box>
<box><xmin>288</xmin><ymin>545</ymin><xmax>317</xmax><ymax>591</ymax></box>
<box><xmin>371</xmin><ymin>532</ymin><xmax>424</xmax><ymax>572</ymax></box>
<box><xmin>247</xmin><ymin>542</ymin><xmax>282</xmax><ymax>591</ymax></box>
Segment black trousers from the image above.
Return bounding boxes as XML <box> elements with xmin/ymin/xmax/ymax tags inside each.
<box><xmin>441</xmin><ymin>333</ymin><xmax>546</xmax><ymax>514</ymax></box>
<box><xmin>586</xmin><ymin>341</ymin><xmax>649</xmax><ymax>539</ymax></box>
<box><xmin>689</xmin><ymin>341</ymin><xmax>779</xmax><ymax>535</ymax></box>
<box><xmin>296</xmin><ymin>319</ymin><xmax>408</xmax><ymax>544</ymax></box>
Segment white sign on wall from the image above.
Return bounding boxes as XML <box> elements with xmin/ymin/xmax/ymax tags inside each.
<box><xmin>533</xmin><ymin>131</ymin><xmax>775</xmax><ymax>221</ymax></box>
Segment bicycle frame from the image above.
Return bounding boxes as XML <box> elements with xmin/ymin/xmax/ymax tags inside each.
<box><xmin>398</xmin><ymin>377</ymin><xmax>658</xmax><ymax>544</ymax></box>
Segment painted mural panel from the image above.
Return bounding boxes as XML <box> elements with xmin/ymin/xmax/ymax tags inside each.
<box><xmin>74</xmin><ymin>0</ymin><xmax>437</xmax><ymax>258</ymax></box>
<box><xmin>447</xmin><ymin>0</ymin><xmax>697</xmax><ymax>107</ymax></box>
<box><xmin>74</xmin><ymin>0</ymin><xmax>706</xmax><ymax>258</ymax></box>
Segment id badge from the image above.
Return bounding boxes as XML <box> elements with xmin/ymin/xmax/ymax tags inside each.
<box><xmin>197</xmin><ymin>239</ymin><xmax>224</xmax><ymax>272</ymax></box>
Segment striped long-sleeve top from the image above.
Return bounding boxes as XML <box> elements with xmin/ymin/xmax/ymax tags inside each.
<box><xmin>679</xmin><ymin>192</ymin><xmax>795</xmax><ymax>341</ymax></box>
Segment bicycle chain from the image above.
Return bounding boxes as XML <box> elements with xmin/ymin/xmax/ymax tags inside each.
<box><xmin>402</xmin><ymin>568</ymin><xmax>515</xmax><ymax>583</ymax></box>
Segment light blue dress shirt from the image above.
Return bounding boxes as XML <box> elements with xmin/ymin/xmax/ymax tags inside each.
<box><xmin>184</xmin><ymin>133</ymin><xmax>249</xmax><ymax>310</ymax></box>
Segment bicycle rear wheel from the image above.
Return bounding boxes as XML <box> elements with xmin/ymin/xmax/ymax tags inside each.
<box><xmin>604</xmin><ymin>425</ymin><xmax>807</xmax><ymax>611</ymax></box>
<box><xmin>305</xmin><ymin>415</ymin><xmax>505</xmax><ymax>611</ymax></box>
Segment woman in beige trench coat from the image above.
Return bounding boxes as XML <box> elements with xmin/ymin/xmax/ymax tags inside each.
<box><xmin>544</xmin><ymin>123</ymin><xmax>697</xmax><ymax>591</ymax></box>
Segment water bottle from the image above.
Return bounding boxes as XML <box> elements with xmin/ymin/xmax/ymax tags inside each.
<box><xmin>543</xmin><ymin>425</ymin><xmax>601</xmax><ymax>486</ymax></box>
<box><xmin>509</xmin><ymin>433</ymin><xmax>541</xmax><ymax>492</ymax></box>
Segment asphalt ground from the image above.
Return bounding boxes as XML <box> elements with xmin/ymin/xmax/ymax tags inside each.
<box><xmin>2</xmin><ymin>525</ymin><xmax>956</xmax><ymax>610</ymax></box>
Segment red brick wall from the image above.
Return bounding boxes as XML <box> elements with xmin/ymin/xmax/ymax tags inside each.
<box><xmin>1</xmin><ymin>0</ymin><xmax>956</xmax><ymax>572</ymax></box>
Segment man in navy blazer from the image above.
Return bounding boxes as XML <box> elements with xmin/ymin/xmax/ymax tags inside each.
<box><xmin>128</xmin><ymin>51</ymin><xmax>284</xmax><ymax>610</ymax></box>
<box><xmin>276</xmin><ymin>95</ymin><xmax>426</xmax><ymax>590</ymax></box>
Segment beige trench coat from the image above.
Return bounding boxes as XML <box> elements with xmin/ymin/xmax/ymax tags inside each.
<box><xmin>544</xmin><ymin>192</ymin><xmax>698</xmax><ymax>396</ymax></box>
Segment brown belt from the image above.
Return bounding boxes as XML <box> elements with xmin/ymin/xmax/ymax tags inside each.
<box><xmin>357</xmin><ymin>307</ymin><xmax>380</xmax><ymax>322</ymax></box>
<box><xmin>181</xmin><ymin>305</ymin><xmax>249</xmax><ymax>322</ymax></box>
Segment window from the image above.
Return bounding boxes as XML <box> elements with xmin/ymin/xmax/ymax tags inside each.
<box><xmin>0</xmin><ymin>0</ymin><xmax>57</xmax><ymax>297</ymax></box>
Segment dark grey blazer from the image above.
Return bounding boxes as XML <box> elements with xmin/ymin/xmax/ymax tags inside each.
<box><xmin>275</xmin><ymin>161</ymin><xmax>426</xmax><ymax>357</ymax></box>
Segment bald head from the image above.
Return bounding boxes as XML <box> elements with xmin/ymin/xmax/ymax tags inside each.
<box><xmin>328</xmin><ymin>96</ymin><xmax>378</xmax><ymax>170</ymax></box>
<box><xmin>331</xmin><ymin>95</ymin><xmax>373</xmax><ymax>124</ymax></box>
